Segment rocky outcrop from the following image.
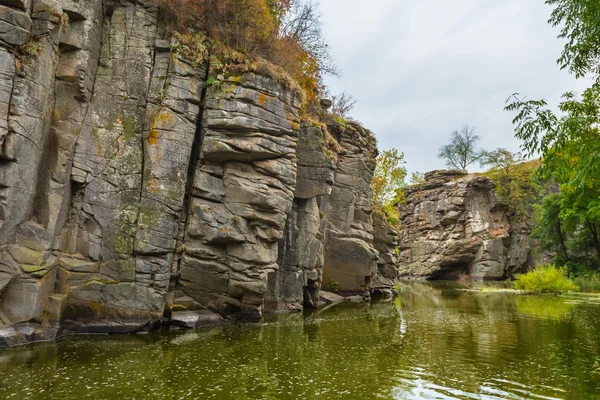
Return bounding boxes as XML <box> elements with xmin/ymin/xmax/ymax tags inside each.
<box><xmin>0</xmin><ymin>0</ymin><xmax>394</xmax><ymax>346</ymax></box>
<box><xmin>397</xmin><ymin>170</ymin><xmax>534</xmax><ymax>280</ymax></box>
<box><xmin>174</xmin><ymin>73</ymin><xmax>302</xmax><ymax>321</ymax></box>
<box><xmin>265</xmin><ymin>119</ymin><xmax>387</xmax><ymax>311</ymax></box>
<box><xmin>372</xmin><ymin>212</ymin><xmax>399</xmax><ymax>296</ymax></box>
<box><xmin>320</xmin><ymin>121</ymin><xmax>379</xmax><ymax>297</ymax></box>
<box><xmin>265</xmin><ymin>123</ymin><xmax>335</xmax><ymax>312</ymax></box>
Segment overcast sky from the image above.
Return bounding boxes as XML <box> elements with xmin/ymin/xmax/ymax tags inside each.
<box><xmin>319</xmin><ymin>0</ymin><xmax>591</xmax><ymax>175</ymax></box>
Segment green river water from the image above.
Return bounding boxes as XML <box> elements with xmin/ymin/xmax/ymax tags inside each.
<box><xmin>1</xmin><ymin>282</ymin><xmax>600</xmax><ymax>399</ymax></box>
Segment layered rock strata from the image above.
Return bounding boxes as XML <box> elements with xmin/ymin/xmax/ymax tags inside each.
<box><xmin>320</xmin><ymin>121</ymin><xmax>379</xmax><ymax>296</ymax></box>
<box><xmin>0</xmin><ymin>0</ymin><xmax>395</xmax><ymax>346</ymax></box>
<box><xmin>397</xmin><ymin>170</ymin><xmax>533</xmax><ymax>280</ymax></box>
<box><xmin>265</xmin><ymin>120</ymin><xmax>389</xmax><ymax>311</ymax></box>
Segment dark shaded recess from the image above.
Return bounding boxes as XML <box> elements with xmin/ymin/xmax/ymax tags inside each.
<box><xmin>427</xmin><ymin>263</ymin><xmax>469</xmax><ymax>281</ymax></box>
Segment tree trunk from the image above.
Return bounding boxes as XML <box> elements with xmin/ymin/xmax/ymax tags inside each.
<box><xmin>556</xmin><ymin>219</ymin><xmax>569</xmax><ymax>262</ymax></box>
<box><xmin>586</xmin><ymin>219</ymin><xmax>600</xmax><ymax>266</ymax></box>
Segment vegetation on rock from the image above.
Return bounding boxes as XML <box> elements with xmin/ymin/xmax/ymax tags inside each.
<box><xmin>157</xmin><ymin>0</ymin><xmax>333</xmax><ymax>107</ymax></box>
<box><xmin>482</xmin><ymin>152</ymin><xmax>541</xmax><ymax>221</ymax></box>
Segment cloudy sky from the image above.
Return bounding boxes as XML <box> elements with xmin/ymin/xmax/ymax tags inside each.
<box><xmin>319</xmin><ymin>0</ymin><xmax>590</xmax><ymax>175</ymax></box>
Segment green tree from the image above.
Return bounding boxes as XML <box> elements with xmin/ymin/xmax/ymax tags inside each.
<box><xmin>546</xmin><ymin>0</ymin><xmax>600</xmax><ymax>81</ymax></box>
<box><xmin>505</xmin><ymin>90</ymin><xmax>600</xmax><ymax>265</ymax></box>
<box><xmin>438</xmin><ymin>125</ymin><xmax>487</xmax><ymax>171</ymax></box>
<box><xmin>409</xmin><ymin>171</ymin><xmax>425</xmax><ymax>185</ymax></box>
<box><xmin>482</xmin><ymin>149</ymin><xmax>540</xmax><ymax>220</ymax></box>
<box><xmin>505</xmin><ymin>0</ymin><xmax>600</xmax><ymax>268</ymax></box>
<box><xmin>532</xmin><ymin>193</ymin><xmax>570</xmax><ymax>263</ymax></box>
<box><xmin>371</xmin><ymin>149</ymin><xmax>407</xmax><ymax>227</ymax></box>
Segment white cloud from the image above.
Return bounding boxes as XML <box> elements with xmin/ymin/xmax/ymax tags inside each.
<box><xmin>320</xmin><ymin>0</ymin><xmax>590</xmax><ymax>174</ymax></box>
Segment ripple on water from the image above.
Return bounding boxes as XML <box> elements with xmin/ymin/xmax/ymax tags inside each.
<box><xmin>1</xmin><ymin>283</ymin><xmax>600</xmax><ymax>399</ymax></box>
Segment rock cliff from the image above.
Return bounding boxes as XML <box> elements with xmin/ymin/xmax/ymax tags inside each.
<box><xmin>397</xmin><ymin>170</ymin><xmax>534</xmax><ymax>280</ymax></box>
<box><xmin>0</xmin><ymin>0</ymin><xmax>396</xmax><ymax>346</ymax></box>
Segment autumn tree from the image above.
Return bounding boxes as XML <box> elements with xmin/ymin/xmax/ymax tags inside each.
<box><xmin>371</xmin><ymin>149</ymin><xmax>407</xmax><ymax>228</ymax></box>
<box><xmin>438</xmin><ymin>125</ymin><xmax>487</xmax><ymax>171</ymax></box>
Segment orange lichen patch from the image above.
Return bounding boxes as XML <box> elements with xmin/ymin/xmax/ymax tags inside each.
<box><xmin>146</xmin><ymin>110</ymin><xmax>174</xmax><ymax>169</ymax></box>
<box><xmin>148</xmin><ymin>129</ymin><xmax>160</xmax><ymax>146</ymax></box>
<box><xmin>258</xmin><ymin>93</ymin><xmax>267</xmax><ymax>107</ymax></box>
<box><xmin>490</xmin><ymin>227</ymin><xmax>509</xmax><ymax>238</ymax></box>
<box><xmin>147</xmin><ymin>177</ymin><xmax>161</xmax><ymax>193</ymax></box>
<box><xmin>291</xmin><ymin>121</ymin><xmax>300</xmax><ymax>131</ymax></box>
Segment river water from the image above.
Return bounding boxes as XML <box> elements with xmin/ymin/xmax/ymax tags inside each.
<box><xmin>1</xmin><ymin>282</ymin><xmax>600</xmax><ymax>399</ymax></box>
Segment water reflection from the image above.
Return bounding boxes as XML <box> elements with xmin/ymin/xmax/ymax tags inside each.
<box><xmin>0</xmin><ymin>282</ymin><xmax>599</xmax><ymax>399</ymax></box>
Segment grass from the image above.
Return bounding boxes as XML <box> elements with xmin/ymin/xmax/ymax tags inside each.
<box><xmin>514</xmin><ymin>265</ymin><xmax>579</xmax><ymax>294</ymax></box>
<box><xmin>571</xmin><ymin>273</ymin><xmax>600</xmax><ymax>293</ymax></box>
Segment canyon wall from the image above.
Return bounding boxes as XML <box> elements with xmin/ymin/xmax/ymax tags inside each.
<box><xmin>0</xmin><ymin>0</ymin><xmax>396</xmax><ymax>346</ymax></box>
<box><xmin>397</xmin><ymin>170</ymin><xmax>534</xmax><ymax>280</ymax></box>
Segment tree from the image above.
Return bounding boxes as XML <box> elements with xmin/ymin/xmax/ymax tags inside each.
<box><xmin>409</xmin><ymin>171</ymin><xmax>425</xmax><ymax>185</ymax></box>
<box><xmin>371</xmin><ymin>149</ymin><xmax>407</xmax><ymax>227</ymax></box>
<box><xmin>482</xmin><ymin>149</ymin><xmax>540</xmax><ymax>220</ymax></box>
<box><xmin>438</xmin><ymin>125</ymin><xmax>487</xmax><ymax>171</ymax></box>
<box><xmin>504</xmin><ymin>0</ymin><xmax>600</xmax><ymax>268</ymax></box>
<box><xmin>532</xmin><ymin>193</ymin><xmax>570</xmax><ymax>263</ymax></box>
<box><xmin>330</xmin><ymin>92</ymin><xmax>357</xmax><ymax>119</ymax></box>
<box><xmin>156</xmin><ymin>0</ymin><xmax>335</xmax><ymax>108</ymax></box>
<box><xmin>546</xmin><ymin>0</ymin><xmax>600</xmax><ymax>81</ymax></box>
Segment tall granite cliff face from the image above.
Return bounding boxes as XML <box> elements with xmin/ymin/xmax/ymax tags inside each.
<box><xmin>0</xmin><ymin>0</ymin><xmax>394</xmax><ymax>346</ymax></box>
<box><xmin>397</xmin><ymin>170</ymin><xmax>534</xmax><ymax>280</ymax></box>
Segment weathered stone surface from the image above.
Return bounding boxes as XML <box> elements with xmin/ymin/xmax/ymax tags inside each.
<box><xmin>319</xmin><ymin>290</ymin><xmax>344</xmax><ymax>304</ymax></box>
<box><xmin>176</xmin><ymin>73</ymin><xmax>302</xmax><ymax>321</ymax></box>
<box><xmin>0</xmin><ymin>5</ymin><xmax>31</xmax><ymax>46</ymax></box>
<box><xmin>321</xmin><ymin>121</ymin><xmax>378</xmax><ymax>296</ymax></box>
<box><xmin>170</xmin><ymin>310</ymin><xmax>223</xmax><ymax>328</ymax></box>
<box><xmin>372</xmin><ymin>212</ymin><xmax>399</xmax><ymax>295</ymax></box>
<box><xmin>294</xmin><ymin>124</ymin><xmax>335</xmax><ymax>199</ymax></box>
<box><xmin>0</xmin><ymin>0</ymin><xmax>394</xmax><ymax>346</ymax></box>
<box><xmin>397</xmin><ymin>170</ymin><xmax>533</xmax><ymax>279</ymax></box>
<box><xmin>265</xmin><ymin>123</ymin><xmax>336</xmax><ymax>312</ymax></box>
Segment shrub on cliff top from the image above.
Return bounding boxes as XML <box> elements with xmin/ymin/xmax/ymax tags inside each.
<box><xmin>156</xmin><ymin>0</ymin><xmax>333</xmax><ymax>106</ymax></box>
<box><xmin>514</xmin><ymin>265</ymin><xmax>579</xmax><ymax>293</ymax></box>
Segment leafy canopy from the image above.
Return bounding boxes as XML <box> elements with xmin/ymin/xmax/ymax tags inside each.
<box><xmin>505</xmin><ymin>0</ymin><xmax>600</xmax><ymax>269</ymax></box>
<box><xmin>371</xmin><ymin>149</ymin><xmax>407</xmax><ymax>228</ymax></box>
<box><xmin>547</xmin><ymin>0</ymin><xmax>600</xmax><ymax>81</ymax></box>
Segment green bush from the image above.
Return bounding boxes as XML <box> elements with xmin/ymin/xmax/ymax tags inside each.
<box><xmin>514</xmin><ymin>265</ymin><xmax>579</xmax><ymax>293</ymax></box>
<box><xmin>571</xmin><ymin>273</ymin><xmax>600</xmax><ymax>293</ymax></box>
